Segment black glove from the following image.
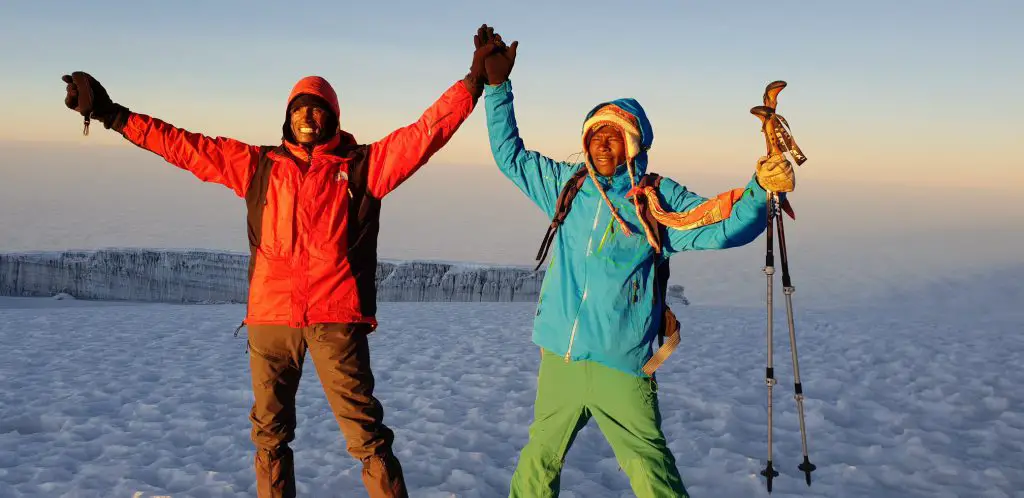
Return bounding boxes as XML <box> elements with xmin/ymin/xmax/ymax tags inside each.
<box><xmin>61</xmin><ymin>71</ymin><xmax>130</xmax><ymax>134</ymax></box>
<box><xmin>484</xmin><ymin>34</ymin><xmax>518</xmax><ymax>86</ymax></box>
<box><xmin>464</xmin><ymin>24</ymin><xmax>500</xmax><ymax>99</ymax></box>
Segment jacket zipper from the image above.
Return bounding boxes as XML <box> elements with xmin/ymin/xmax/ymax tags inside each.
<box><xmin>299</xmin><ymin>149</ymin><xmax>312</xmax><ymax>325</ymax></box>
<box><xmin>536</xmin><ymin>252</ymin><xmax>555</xmax><ymax>316</ymax></box>
<box><xmin>426</xmin><ymin>112</ymin><xmax>453</xmax><ymax>137</ymax></box>
<box><xmin>564</xmin><ymin>196</ymin><xmax>604</xmax><ymax>362</ymax></box>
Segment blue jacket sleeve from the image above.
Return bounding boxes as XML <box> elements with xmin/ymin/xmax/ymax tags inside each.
<box><xmin>485</xmin><ymin>80</ymin><xmax>576</xmax><ymax>219</ymax></box>
<box><xmin>662</xmin><ymin>175</ymin><xmax>771</xmax><ymax>254</ymax></box>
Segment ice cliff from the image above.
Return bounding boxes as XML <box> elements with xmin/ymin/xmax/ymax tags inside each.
<box><xmin>0</xmin><ymin>249</ymin><xmax>548</xmax><ymax>304</ymax></box>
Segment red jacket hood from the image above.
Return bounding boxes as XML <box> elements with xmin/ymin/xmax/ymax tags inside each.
<box><xmin>287</xmin><ymin>76</ymin><xmax>340</xmax><ymax>117</ymax></box>
<box><xmin>283</xmin><ymin>76</ymin><xmax>356</xmax><ymax>149</ymax></box>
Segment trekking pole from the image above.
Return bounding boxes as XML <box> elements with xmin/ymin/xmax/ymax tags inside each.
<box><xmin>760</xmin><ymin>189</ymin><xmax>779</xmax><ymax>493</ymax></box>
<box><xmin>751</xmin><ymin>80</ymin><xmax>815</xmax><ymax>492</ymax></box>
<box><xmin>766</xmin><ymin>82</ymin><xmax>816</xmax><ymax>487</ymax></box>
<box><xmin>774</xmin><ymin>198</ymin><xmax>816</xmax><ymax>486</ymax></box>
<box><xmin>753</xmin><ymin>96</ymin><xmax>782</xmax><ymax>492</ymax></box>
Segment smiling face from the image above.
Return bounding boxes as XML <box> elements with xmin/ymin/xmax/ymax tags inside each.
<box><xmin>289</xmin><ymin>103</ymin><xmax>330</xmax><ymax>145</ymax></box>
<box><xmin>587</xmin><ymin>125</ymin><xmax>627</xmax><ymax>176</ymax></box>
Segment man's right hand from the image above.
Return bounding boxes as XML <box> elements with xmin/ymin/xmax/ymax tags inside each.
<box><xmin>483</xmin><ymin>33</ymin><xmax>518</xmax><ymax>86</ymax></box>
<box><xmin>61</xmin><ymin>71</ymin><xmax>129</xmax><ymax>132</ymax></box>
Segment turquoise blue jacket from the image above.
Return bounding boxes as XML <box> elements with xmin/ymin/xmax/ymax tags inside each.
<box><xmin>485</xmin><ymin>80</ymin><xmax>770</xmax><ymax>377</ymax></box>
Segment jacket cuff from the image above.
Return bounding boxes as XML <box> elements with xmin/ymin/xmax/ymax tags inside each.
<box><xmin>108</xmin><ymin>105</ymin><xmax>132</xmax><ymax>134</ymax></box>
<box><xmin>748</xmin><ymin>173</ymin><xmax>766</xmax><ymax>195</ymax></box>
<box><xmin>461</xmin><ymin>75</ymin><xmax>484</xmax><ymax>101</ymax></box>
<box><xmin>748</xmin><ymin>173</ymin><xmax>787</xmax><ymax>202</ymax></box>
<box><xmin>484</xmin><ymin>79</ymin><xmax>512</xmax><ymax>97</ymax></box>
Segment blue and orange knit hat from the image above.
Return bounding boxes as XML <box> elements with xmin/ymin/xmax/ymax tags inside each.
<box><xmin>580</xmin><ymin>104</ymin><xmax>650</xmax><ymax>241</ymax></box>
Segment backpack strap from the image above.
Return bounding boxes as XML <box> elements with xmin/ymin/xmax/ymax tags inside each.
<box><xmin>235</xmin><ymin>146</ymin><xmax>276</xmax><ymax>339</ymax></box>
<box><xmin>245</xmin><ymin>146</ymin><xmax>278</xmax><ymax>282</ymax></box>
<box><xmin>636</xmin><ymin>173</ymin><xmax>682</xmax><ymax>376</ymax></box>
<box><xmin>642</xmin><ymin>304</ymin><xmax>680</xmax><ymax>376</ymax></box>
<box><xmin>533</xmin><ymin>167</ymin><xmax>589</xmax><ymax>271</ymax></box>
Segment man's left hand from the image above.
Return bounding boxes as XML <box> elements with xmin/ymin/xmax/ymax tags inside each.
<box><xmin>464</xmin><ymin>24</ymin><xmax>500</xmax><ymax>98</ymax></box>
<box><xmin>755</xmin><ymin>154</ymin><xmax>795</xmax><ymax>193</ymax></box>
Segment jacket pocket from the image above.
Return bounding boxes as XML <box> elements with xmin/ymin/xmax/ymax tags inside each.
<box><xmin>259</xmin><ymin>179</ymin><xmax>294</xmax><ymax>260</ymax></box>
<box><xmin>308</xmin><ymin>172</ymin><xmax>350</xmax><ymax>262</ymax></box>
<box><xmin>625</xmin><ymin>275</ymin><xmax>644</xmax><ymax>324</ymax></box>
<box><xmin>634</xmin><ymin>374</ymin><xmax>659</xmax><ymax>407</ymax></box>
<box><xmin>625</xmin><ymin>273</ymin><xmax>657</xmax><ymax>350</ymax></box>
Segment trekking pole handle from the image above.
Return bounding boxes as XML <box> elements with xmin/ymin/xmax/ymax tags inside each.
<box><xmin>763</xmin><ymin>80</ymin><xmax>787</xmax><ymax>109</ymax></box>
<box><xmin>750</xmin><ymin>80</ymin><xmax>788</xmax><ymax>157</ymax></box>
<box><xmin>751</xmin><ymin>106</ymin><xmax>783</xmax><ymax>156</ymax></box>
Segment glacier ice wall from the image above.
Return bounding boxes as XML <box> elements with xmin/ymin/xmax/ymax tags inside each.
<box><xmin>0</xmin><ymin>249</ymin><xmax>545</xmax><ymax>304</ymax></box>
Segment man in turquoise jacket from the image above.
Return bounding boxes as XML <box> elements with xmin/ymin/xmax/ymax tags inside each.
<box><xmin>480</xmin><ymin>38</ymin><xmax>796</xmax><ymax>497</ymax></box>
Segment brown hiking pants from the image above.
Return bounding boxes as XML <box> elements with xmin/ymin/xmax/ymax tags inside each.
<box><xmin>247</xmin><ymin>323</ymin><xmax>407</xmax><ymax>498</ymax></box>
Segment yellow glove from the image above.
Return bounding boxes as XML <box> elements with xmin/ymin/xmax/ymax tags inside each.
<box><xmin>755</xmin><ymin>154</ymin><xmax>795</xmax><ymax>193</ymax></box>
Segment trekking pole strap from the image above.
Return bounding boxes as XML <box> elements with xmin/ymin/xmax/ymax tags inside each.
<box><xmin>642</xmin><ymin>307</ymin><xmax>680</xmax><ymax>376</ymax></box>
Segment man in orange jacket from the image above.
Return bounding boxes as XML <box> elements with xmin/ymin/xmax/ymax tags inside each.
<box><xmin>62</xmin><ymin>25</ymin><xmax>502</xmax><ymax>498</ymax></box>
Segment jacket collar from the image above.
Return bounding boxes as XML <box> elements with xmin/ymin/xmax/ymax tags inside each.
<box><xmin>282</xmin><ymin>133</ymin><xmax>343</xmax><ymax>161</ymax></box>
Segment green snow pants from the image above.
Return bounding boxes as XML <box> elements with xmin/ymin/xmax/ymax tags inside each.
<box><xmin>509</xmin><ymin>349</ymin><xmax>689</xmax><ymax>498</ymax></box>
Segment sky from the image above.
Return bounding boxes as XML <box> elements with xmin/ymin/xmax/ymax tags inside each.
<box><xmin>1</xmin><ymin>0</ymin><xmax>1022</xmax><ymax>301</ymax></box>
<box><xmin>2</xmin><ymin>0</ymin><xmax>1021</xmax><ymax>184</ymax></box>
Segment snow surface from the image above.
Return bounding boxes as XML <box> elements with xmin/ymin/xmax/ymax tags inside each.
<box><xmin>1</xmin><ymin>266</ymin><xmax>1021</xmax><ymax>497</ymax></box>
<box><xmin>0</xmin><ymin>249</ymin><xmax>545</xmax><ymax>304</ymax></box>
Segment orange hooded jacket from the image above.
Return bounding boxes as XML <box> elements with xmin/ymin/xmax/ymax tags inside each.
<box><xmin>120</xmin><ymin>77</ymin><xmax>476</xmax><ymax>328</ymax></box>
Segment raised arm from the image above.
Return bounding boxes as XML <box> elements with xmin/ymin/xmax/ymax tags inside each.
<box><xmin>660</xmin><ymin>154</ymin><xmax>794</xmax><ymax>253</ymax></box>
<box><xmin>62</xmin><ymin>72</ymin><xmax>259</xmax><ymax>197</ymax></box>
<box><xmin>660</xmin><ymin>175</ymin><xmax>769</xmax><ymax>253</ymax></box>
<box><xmin>120</xmin><ymin>115</ymin><xmax>260</xmax><ymax>197</ymax></box>
<box><xmin>485</xmin><ymin>81</ymin><xmax>577</xmax><ymax>218</ymax></box>
<box><xmin>363</xmin><ymin>25</ymin><xmax>501</xmax><ymax>199</ymax></box>
<box><xmin>482</xmin><ymin>34</ymin><xmax>576</xmax><ymax>217</ymax></box>
<box><xmin>364</xmin><ymin>80</ymin><xmax>477</xmax><ymax>199</ymax></box>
